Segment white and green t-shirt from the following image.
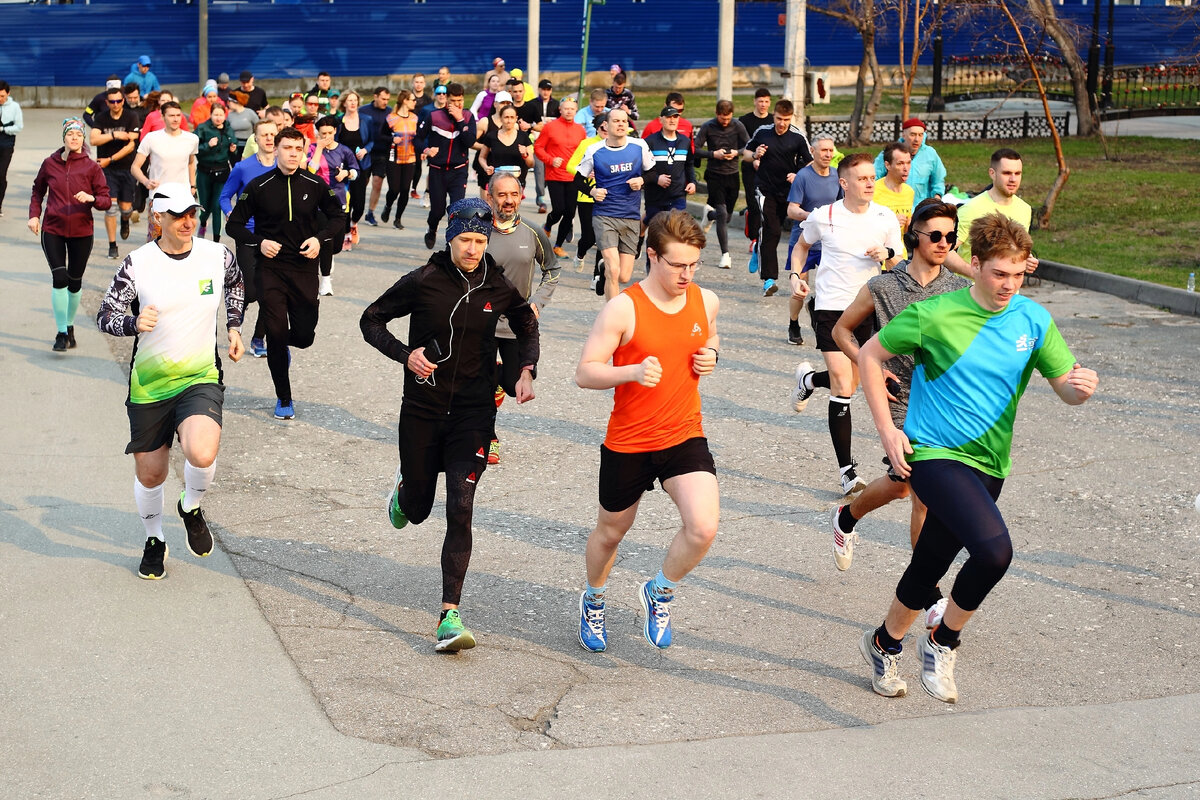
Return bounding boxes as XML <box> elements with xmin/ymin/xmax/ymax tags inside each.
<box><xmin>98</xmin><ymin>238</ymin><xmax>244</xmax><ymax>404</ymax></box>
<box><xmin>877</xmin><ymin>288</ymin><xmax>1074</xmax><ymax>478</ymax></box>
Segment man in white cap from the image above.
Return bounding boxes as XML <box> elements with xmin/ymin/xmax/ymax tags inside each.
<box><xmin>97</xmin><ymin>182</ymin><xmax>245</xmax><ymax>581</ymax></box>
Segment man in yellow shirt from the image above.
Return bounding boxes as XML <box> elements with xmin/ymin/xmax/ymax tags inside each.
<box><xmin>873</xmin><ymin>142</ymin><xmax>915</xmax><ymax>258</ymax></box>
<box><xmin>953</xmin><ymin>148</ymin><xmax>1033</xmax><ymax>265</ymax></box>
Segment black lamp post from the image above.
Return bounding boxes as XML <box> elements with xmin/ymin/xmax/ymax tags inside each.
<box><xmin>1101</xmin><ymin>0</ymin><xmax>1115</xmax><ymax>108</ymax></box>
<box><xmin>1086</xmin><ymin>0</ymin><xmax>1100</xmax><ymax>113</ymax></box>
<box><xmin>927</xmin><ymin>0</ymin><xmax>945</xmax><ymax>113</ymax></box>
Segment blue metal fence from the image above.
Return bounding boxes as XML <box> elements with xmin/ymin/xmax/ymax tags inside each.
<box><xmin>0</xmin><ymin>0</ymin><xmax>1194</xmax><ymax>88</ymax></box>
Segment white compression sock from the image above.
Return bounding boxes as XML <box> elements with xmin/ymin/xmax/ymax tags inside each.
<box><xmin>182</xmin><ymin>460</ymin><xmax>216</xmax><ymax>512</ymax></box>
<box><xmin>134</xmin><ymin>477</ymin><xmax>164</xmax><ymax>540</ymax></box>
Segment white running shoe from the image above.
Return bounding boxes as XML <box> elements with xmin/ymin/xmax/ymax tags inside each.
<box><xmin>840</xmin><ymin>466</ymin><xmax>867</xmax><ymax>496</ymax></box>
<box><xmin>318</xmin><ymin>275</ymin><xmax>333</xmax><ymax>296</ymax></box>
<box><xmin>918</xmin><ymin>633</ymin><xmax>959</xmax><ymax>703</ymax></box>
<box><xmin>702</xmin><ymin>204</ymin><xmax>716</xmax><ymax>233</ymax></box>
<box><xmin>790</xmin><ymin>361</ymin><xmax>815</xmax><ymax>412</ymax></box>
<box><xmin>831</xmin><ymin>505</ymin><xmax>858</xmax><ymax>571</ymax></box>
<box><xmin>925</xmin><ymin>597</ymin><xmax>949</xmax><ymax>629</ymax></box>
<box><xmin>719</xmin><ymin>252</ymin><xmax>732</xmax><ymax>269</ymax></box>
<box><xmin>420</xmin><ymin>194</ymin><xmax>430</xmax><ymax>208</ymax></box>
<box><xmin>575</xmin><ymin>256</ymin><xmax>586</xmax><ymax>272</ymax></box>
<box><xmin>859</xmin><ymin>629</ymin><xmax>907</xmax><ymax>698</ymax></box>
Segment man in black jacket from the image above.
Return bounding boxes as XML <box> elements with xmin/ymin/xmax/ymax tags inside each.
<box><xmin>360</xmin><ymin>197</ymin><xmax>539</xmax><ymax>653</ymax></box>
<box><xmin>415</xmin><ymin>82</ymin><xmax>476</xmax><ymax>250</ymax></box>
<box><xmin>226</xmin><ymin>126</ymin><xmax>345</xmax><ymax>421</ymax></box>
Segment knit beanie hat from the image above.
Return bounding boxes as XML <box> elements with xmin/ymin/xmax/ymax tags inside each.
<box><xmin>445</xmin><ymin>198</ymin><xmax>493</xmax><ymax>244</ymax></box>
<box><xmin>62</xmin><ymin>117</ymin><xmax>85</xmax><ymax>141</ymax></box>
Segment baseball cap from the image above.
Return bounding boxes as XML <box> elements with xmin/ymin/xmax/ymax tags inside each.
<box><xmin>138</xmin><ymin>55</ymin><xmax>152</xmax><ymax>67</ymax></box>
<box><xmin>493</xmin><ymin>57</ymin><xmax>504</xmax><ymax>67</ymax></box>
<box><xmin>511</xmin><ymin>68</ymin><xmax>523</xmax><ymax>80</ymax></box>
<box><xmin>105</xmin><ymin>78</ymin><xmax>122</xmax><ymax>90</ymax></box>
<box><xmin>151</xmin><ymin>183</ymin><xmax>201</xmax><ymax>215</ymax></box>
<box><xmin>434</xmin><ymin>85</ymin><xmax>448</xmax><ymax>95</ymax></box>
<box><xmin>495</xmin><ymin>91</ymin><xmax>513</xmax><ymax>104</ymax></box>
<box><xmin>538</xmin><ymin>79</ymin><xmax>552</xmax><ymax>90</ymax></box>
<box><xmin>659</xmin><ymin>106</ymin><xmax>681</xmax><ymax>118</ymax></box>
<box><xmin>901</xmin><ymin>117</ymin><xmax>926</xmax><ymax>130</ymax></box>
<box><xmin>239</xmin><ymin>70</ymin><xmax>254</xmax><ymax>82</ymax></box>
<box><xmin>217</xmin><ymin>72</ymin><xmax>230</xmax><ymax>84</ymax></box>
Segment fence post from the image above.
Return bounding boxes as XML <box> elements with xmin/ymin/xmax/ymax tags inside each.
<box><xmin>893</xmin><ymin>115</ymin><xmax>900</xmax><ymax>141</ymax></box>
<box><xmin>1022</xmin><ymin>111</ymin><xmax>1030</xmax><ymax>139</ymax></box>
<box><xmin>937</xmin><ymin>115</ymin><xmax>944</xmax><ymax>141</ymax></box>
<box><xmin>1064</xmin><ymin>111</ymin><xmax>1070</xmax><ymax>137</ymax></box>
<box><xmin>981</xmin><ymin>117</ymin><xmax>988</xmax><ymax>139</ymax></box>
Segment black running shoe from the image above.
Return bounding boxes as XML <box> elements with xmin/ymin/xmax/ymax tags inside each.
<box><xmin>108</xmin><ymin>243</ymin><xmax>119</xmax><ymax>260</ymax></box>
<box><xmin>381</xmin><ymin>203</ymin><xmax>392</xmax><ymax>223</ymax></box>
<box><xmin>66</xmin><ymin>326</ymin><xmax>77</xmax><ymax>348</ymax></box>
<box><xmin>138</xmin><ymin>537</ymin><xmax>167</xmax><ymax>580</ymax></box>
<box><xmin>424</xmin><ymin>230</ymin><xmax>436</xmax><ymax>250</ymax></box>
<box><xmin>120</xmin><ymin>217</ymin><xmax>130</xmax><ymax>240</ymax></box>
<box><xmin>178</xmin><ymin>495</ymin><xmax>214</xmax><ymax>557</ymax></box>
<box><xmin>53</xmin><ymin>332</ymin><xmax>69</xmax><ymax>352</ymax></box>
<box><xmin>788</xmin><ymin>321</ymin><xmax>804</xmax><ymax>346</ymax></box>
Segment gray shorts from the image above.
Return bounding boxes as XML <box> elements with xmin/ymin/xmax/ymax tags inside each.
<box><xmin>594</xmin><ymin>215</ymin><xmax>642</xmax><ymax>256</ymax></box>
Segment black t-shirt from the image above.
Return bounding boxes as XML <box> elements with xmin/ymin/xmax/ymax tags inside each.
<box><xmin>519</xmin><ymin>97</ymin><xmax>559</xmax><ymax>127</ymax></box>
<box><xmin>739</xmin><ymin>112</ymin><xmax>771</xmax><ymax>143</ymax></box>
<box><xmin>92</xmin><ymin>108</ymin><xmax>142</xmax><ymax>170</ymax></box>
<box><xmin>482</xmin><ymin>127</ymin><xmax>532</xmax><ymax>174</ymax></box>
<box><xmin>746</xmin><ymin>125</ymin><xmax>812</xmax><ymax>198</ymax></box>
<box><xmin>241</xmin><ymin>86</ymin><xmax>269</xmax><ymax>114</ymax></box>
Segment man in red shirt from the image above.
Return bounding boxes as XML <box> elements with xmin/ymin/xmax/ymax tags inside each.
<box><xmin>573</xmin><ymin>209</ymin><xmax>721</xmax><ymax>653</ymax></box>
<box><xmin>533</xmin><ymin>97</ymin><xmax>585</xmax><ymax>257</ymax></box>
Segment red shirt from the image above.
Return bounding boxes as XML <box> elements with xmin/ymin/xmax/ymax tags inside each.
<box><xmin>605</xmin><ymin>282</ymin><xmax>709</xmax><ymax>452</ymax></box>
<box><xmin>534</xmin><ymin>116</ymin><xmax>586</xmax><ymax>182</ymax></box>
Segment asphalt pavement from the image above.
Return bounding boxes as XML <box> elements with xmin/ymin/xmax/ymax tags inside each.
<box><xmin>3</xmin><ymin>108</ymin><xmax>1200</xmax><ymax>799</ymax></box>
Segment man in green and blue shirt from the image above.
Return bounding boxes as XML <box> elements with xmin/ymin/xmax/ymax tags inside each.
<box><xmin>855</xmin><ymin>212</ymin><xmax>1099</xmax><ymax>704</ymax></box>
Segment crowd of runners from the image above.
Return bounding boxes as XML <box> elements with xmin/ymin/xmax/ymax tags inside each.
<box><xmin>14</xmin><ymin>54</ymin><xmax>1099</xmax><ymax>704</ymax></box>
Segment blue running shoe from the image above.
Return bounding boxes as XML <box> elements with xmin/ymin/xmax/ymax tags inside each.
<box><xmin>578</xmin><ymin>591</ymin><xmax>607</xmax><ymax>652</ymax></box>
<box><xmin>250</xmin><ymin>337</ymin><xmax>267</xmax><ymax>358</ymax></box>
<box><xmin>763</xmin><ymin>278</ymin><xmax>778</xmax><ymax>297</ymax></box>
<box><xmin>638</xmin><ymin>580</ymin><xmax>673</xmax><ymax>648</ymax></box>
<box><xmin>748</xmin><ymin>250</ymin><xmax>760</xmax><ymax>274</ymax></box>
<box><xmin>364</xmin><ymin>210</ymin><xmax>378</xmax><ymax>227</ymax></box>
<box><xmin>274</xmin><ymin>399</ymin><xmax>295</xmax><ymax>420</ymax></box>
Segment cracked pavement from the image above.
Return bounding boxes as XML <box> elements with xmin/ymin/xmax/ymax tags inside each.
<box><xmin>3</xmin><ymin>108</ymin><xmax>1199</xmax><ymax>798</ymax></box>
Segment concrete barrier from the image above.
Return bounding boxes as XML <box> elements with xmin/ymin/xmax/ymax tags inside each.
<box><xmin>1037</xmin><ymin>259</ymin><xmax>1200</xmax><ymax>317</ymax></box>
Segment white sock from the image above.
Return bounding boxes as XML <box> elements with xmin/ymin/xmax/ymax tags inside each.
<box><xmin>134</xmin><ymin>477</ymin><xmax>164</xmax><ymax>540</ymax></box>
<box><xmin>182</xmin><ymin>460</ymin><xmax>216</xmax><ymax>512</ymax></box>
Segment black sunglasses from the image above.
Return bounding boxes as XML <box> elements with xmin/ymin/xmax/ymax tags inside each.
<box><xmin>911</xmin><ymin>228</ymin><xmax>957</xmax><ymax>246</ymax></box>
<box><xmin>449</xmin><ymin>207</ymin><xmax>492</xmax><ymax>222</ymax></box>
<box><xmin>107</xmin><ymin>98</ymin><xmax>124</xmax><ymax>104</ymax></box>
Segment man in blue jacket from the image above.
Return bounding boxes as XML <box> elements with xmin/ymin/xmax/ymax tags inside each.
<box><xmin>123</xmin><ymin>55</ymin><xmax>161</xmax><ymax>97</ymax></box>
<box><xmin>415</xmin><ymin>83</ymin><xmax>475</xmax><ymax>250</ymax></box>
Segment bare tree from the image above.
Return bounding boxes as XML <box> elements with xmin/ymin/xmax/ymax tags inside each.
<box><xmin>810</xmin><ymin>0</ymin><xmax>886</xmax><ymax>145</ymax></box>
<box><xmin>1021</xmin><ymin>0</ymin><xmax>1097</xmax><ymax>136</ymax></box>
<box><xmin>995</xmin><ymin>0</ymin><xmax>1069</xmax><ymax>229</ymax></box>
<box><xmin>893</xmin><ymin>0</ymin><xmax>938</xmax><ymax>120</ymax></box>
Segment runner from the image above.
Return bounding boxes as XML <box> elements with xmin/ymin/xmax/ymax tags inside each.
<box><xmin>237</xmin><ymin>71</ymin><xmax>269</xmax><ymax>117</ymax></box>
<box><xmin>415</xmin><ymin>83</ymin><xmax>476</xmax><ymax>250</ymax></box>
<box><xmin>738</xmin><ymin>88</ymin><xmax>772</xmax><ymax>251</ymax></box>
<box><xmin>335</xmin><ymin>90</ymin><xmax>372</xmax><ymax>246</ymax></box>
<box><xmin>873</xmin><ymin>142</ymin><xmax>915</xmax><ymax>248</ymax></box>
<box><xmin>784</xmin><ymin>132</ymin><xmax>842</xmax><ymax>345</ymax></box>
<box><xmin>604</xmin><ymin>72</ymin><xmax>639</xmax><ymax>121</ymax></box>
<box><xmin>576</xmin><ymin>108</ymin><xmax>654</xmax><ymax>301</ymax></box>
<box><xmin>642</xmin><ymin>106</ymin><xmax>697</xmax><ymax>231</ymax></box>
<box><xmin>28</xmin><ymin>117</ymin><xmax>112</xmax><ymax>351</ymax></box>
<box><xmin>360</xmin><ymin>197</ymin><xmax>540</xmax><ymax>653</ymax></box>
<box><xmin>361</xmin><ymin>86</ymin><xmax>392</xmax><ymax>226</ymax></box>
<box><xmin>483</xmin><ymin>173</ymin><xmax>559</xmax><ymax>463</ymax></box>
<box><xmin>827</xmin><ymin>199</ymin><xmax>969</xmax><ymax>580</ymax></box>
<box><xmin>951</xmin><ymin>148</ymin><xmax>1036</xmax><ymax>272</ymax></box>
<box><xmin>873</xmin><ymin>117</ymin><xmax>945</xmax><ymax>205</ymax></box>
<box><xmin>220</xmin><ymin>117</ymin><xmax>278</xmax><ymax>359</ymax></box>
<box><xmin>409</xmin><ymin>74</ymin><xmax>431</xmax><ymax>203</ymax></box>
<box><xmin>89</xmin><ymin>85</ymin><xmax>142</xmax><ymax>259</ymax></box>
<box><xmin>225</xmin><ymin>126</ymin><xmax>346</xmax><ymax>420</ymax></box>
<box><xmin>565</xmin><ymin>112</ymin><xmax>608</xmax><ymax>276</ymax></box>
<box><xmin>856</xmin><ymin>212</ymin><xmax>1097</xmax><ymax>703</ymax></box>
<box><xmin>381</xmin><ymin>91</ymin><xmax>418</xmax><ymax>230</ymax></box>
<box><xmin>787</xmin><ymin>152</ymin><xmax>902</xmax><ymax>496</ymax></box>
<box><xmin>742</xmin><ymin>99</ymin><xmax>811</xmax><ymax>296</ymax></box>
<box><xmin>574</xmin><ymin>209</ymin><xmax>720</xmax><ymax>652</ymax></box>
<box><xmin>195</xmin><ymin>104</ymin><xmax>238</xmax><ymax>241</ymax></box>
<box><xmin>123</xmin><ymin>55</ymin><xmax>161</xmax><ymax>97</ymax></box>
<box><xmin>0</xmin><ymin>81</ymin><xmax>23</xmax><ymax>218</ymax></box>
<box><xmin>132</xmin><ymin>101</ymin><xmax>199</xmax><ymax>241</ymax></box>
<box><xmin>307</xmin><ymin>116</ymin><xmax>359</xmax><ymax>296</ymax></box>
<box><xmin>477</xmin><ymin>104</ymin><xmax>534</xmax><ymax>193</ymax></box>
<box><xmin>96</xmin><ymin>182</ymin><xmax>245</xmax><ymax>580</ymax></box>
<box><xmin>693</xmin><ymin>99</ymin><xmax>750</xmax><ymax>270</ymax></box>
<box><xmin>533</xmin><ymin>96</ymin><xmax>585</xmax><ymax>257</ymax></box>
<box><xmin>640</xmin><ymin>92</ymin><xmax>693</xmax><ymax>139</ymax></box>
<box><xmin>519</xmin><ymin>78</ymin><xmax>559</xmax><ymax>213</ymax></box>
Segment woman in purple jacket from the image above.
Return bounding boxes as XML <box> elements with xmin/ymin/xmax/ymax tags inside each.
<box><xmin>28</xmin><ymin>117</ymin><xmax>112</xmax><ymax>351</ymax></box>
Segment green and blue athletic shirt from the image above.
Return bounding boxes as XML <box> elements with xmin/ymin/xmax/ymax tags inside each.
<box><xmin>876</xmin><ymin>288</ymin><xmax>1075</xmax><ymax>478</ymax></box>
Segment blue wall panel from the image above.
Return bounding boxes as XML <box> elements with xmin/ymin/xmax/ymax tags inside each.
<box><xmin>0</xmin><ymin>0</ymin><xmax>1193</xmax><ymax>88</ymax></box>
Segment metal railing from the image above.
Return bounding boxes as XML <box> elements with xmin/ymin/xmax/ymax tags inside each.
<box><xmin>805</xmin><ymin>113</ymin><xmax>1071</xmax><ymax>145</ymax></box>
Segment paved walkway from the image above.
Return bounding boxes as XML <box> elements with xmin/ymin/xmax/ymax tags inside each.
<box><xmin>3</xmin><ymin>108</ymin><xmax>1200</xmax><ymax>798</ymax></box>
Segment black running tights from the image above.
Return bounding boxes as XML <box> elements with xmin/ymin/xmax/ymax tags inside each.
<box><xmin>898</xmin><ymin>459</ymin><xmax>1011</xmax><ymax>613</ymax></box>
<box><xmin>42</xmin><ymin>232</ymin><xmax>92</xmax><ymax>292</ymax></box>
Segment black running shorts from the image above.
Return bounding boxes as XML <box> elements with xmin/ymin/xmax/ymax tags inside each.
<box><xmin>809</xmin><ymin>306</ymin><xmax>876</xmax><ymax>353</ymax></box>
<box><xmin>599</xmin><ymin>436</ymin><xmax>716</xmax><ymax>513</ymax></box>
<box><xmin>125</xmin><ymin>382</ymin><xmax>224</xmax><ymax>454</ymax></box>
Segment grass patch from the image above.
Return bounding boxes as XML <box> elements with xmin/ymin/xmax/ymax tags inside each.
<box><xmin>929</xmin><ymin>137</ymin><xmax>1200</xmax><ymax>288</ymax></box>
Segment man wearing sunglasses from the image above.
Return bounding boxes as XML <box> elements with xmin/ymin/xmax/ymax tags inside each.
<box><xmin>361</xmin><ymin>197</ymin><xmax>539</xmax><ymax>653</ymax></box>
<box><xmin>91</xmin><ymin>86</ymin><xmax>142</xmax><ymax>259</ymax></box>
<box><xmin>786</xmin><ymin>152</ymin><xmax>903</xmax><ymax>498</ymax></box>
<box><xmin>826</xmin><ymin>199</ymin><xmax>968</xmax><ymax>583</ymax></box>
<box><xmin>97</xmin><ymin>182</ymin><xmax>245</xmax><ymax>581</ymax></box>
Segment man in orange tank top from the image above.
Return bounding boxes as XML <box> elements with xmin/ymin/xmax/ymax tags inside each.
<box><xmin>574</xmin><ymin>209</ymin><xmax>721</xmax><ymax>652</ymax></box>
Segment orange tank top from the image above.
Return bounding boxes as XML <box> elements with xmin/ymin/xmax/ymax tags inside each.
<box><xmin>605</xmin><ymin>282</ymin><xmax>709</xmax><ymax>453</ymax></box>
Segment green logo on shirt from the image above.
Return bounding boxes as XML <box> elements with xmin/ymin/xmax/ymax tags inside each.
<box><xmin>199</xmin><ymin>279</ymin><xmax>213</xmax><ymax>296</ymax></box>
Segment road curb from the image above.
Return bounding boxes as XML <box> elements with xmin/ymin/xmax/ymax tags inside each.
<box><xmin>1037</xmin><ymin>259</ymin><xmax>1200</xmax><ymax>317</ymax></box>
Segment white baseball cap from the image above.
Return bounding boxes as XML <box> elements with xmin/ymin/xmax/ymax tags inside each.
<box><xmin>151</xmin><ymin>183</ymin><xmax>201</xmax><ymax>215</ymax></box>
<box><xmin>495</xmin><ymin>91</ymin><xmax>514</xmax><ymax>104</ymax></box>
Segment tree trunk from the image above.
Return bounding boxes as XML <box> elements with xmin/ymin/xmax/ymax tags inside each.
<box><xmin>849</xmin><ymin>50</ymin><xmax>868</xmax><ymax>145</ymax></box>
<box><xmin>1026</xmin><ymin>0</ymin><xmax>1097</xmax><ymax>136</ymax></box>
<box><xmin>860</xmin><ymin>24</ymin><xmax>885</xmax><ymax>143</ymax></box>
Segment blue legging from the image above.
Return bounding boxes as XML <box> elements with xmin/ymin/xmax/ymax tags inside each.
<box><xmin>898</xmin><ymin>459</ymin><xmax>1013</xmax><ymax>613</ymax></box>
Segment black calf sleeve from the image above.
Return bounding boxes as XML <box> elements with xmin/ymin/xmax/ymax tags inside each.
<box><xmin>829</xmin><ymin>396</ymin><xmax>854</xmax><ymax>469</ymax></box>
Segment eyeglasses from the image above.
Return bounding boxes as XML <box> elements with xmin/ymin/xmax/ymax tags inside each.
<box><xmin>449</xmin><ymin>207</ymin><xmax>493</xmax><ymax>222</ymax></box>
<box><xmin>657</xmin><ymin>255</ymin><xmax>702</xmax><ymax>272</ymax></box>
<box><xmin>910</xmin><ymin>228</ymin><xmax>957</xmax><ymax>246</ymax></box>
<box><xmin>107</xmin><ymin>98</ymin><xmax>124</xmax><ymax>104</ymax></box>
